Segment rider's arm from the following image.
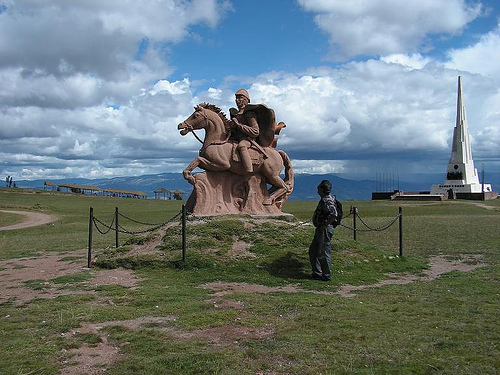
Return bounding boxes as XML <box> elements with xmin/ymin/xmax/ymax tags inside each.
<box><xmin>237</xmin><ymin>112</ymin><xmax>259</xmax><ymax>138</ymax></box>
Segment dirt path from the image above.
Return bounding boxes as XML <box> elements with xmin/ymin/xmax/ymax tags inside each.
<box><xmin>0</xmin><ymin>249</ymin><xmax>141</xmax><ymax>305</ymax></box>
<box><xmin>201</xmin><ymin>254</ymin><xmax>486</xmax><ymax>298</ymax></box>
<box><xmin>335</xmin><ymin>254</ymin><xmax>484</xmax><ymax>297</ymax></box>
<box><xmin>469</xmin><ymin>202</ymin><xmax>498</xmax><ymax>211</ymax></box>
<box><xmin>0</xmin><ymin>209</ymin><xmax>58</xmax><ymax>230</ymax></box>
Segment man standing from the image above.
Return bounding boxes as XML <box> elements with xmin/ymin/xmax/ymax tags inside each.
<box><xmin>229</xmin><ymin>89</ymin><xmax>260</xmax><ymax>173</ymax></box>
<box><xmin>309</xmin><ymin>180</ymin><xmax>338</xmax><ymax>281</ymax></box>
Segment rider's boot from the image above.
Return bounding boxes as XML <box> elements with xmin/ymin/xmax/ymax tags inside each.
<box><xmin>263</xmin><ymin>196</ymin><xmax>274</xmax><ymax>205</ymax></box>
<box><xmin>240</xmin><ymin>148</ymin><xmax>253</xmax><ymax>173</ymax></box>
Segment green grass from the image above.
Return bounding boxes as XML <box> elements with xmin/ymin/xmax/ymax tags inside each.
<box><xmin>0</xmin><ymin>188</ymin><xmax>499</xmax><ymax>374</ymax></box>
<box><xmin>0</xmin><ymin>188</ymin><xmax>183</xmax><ymax>259</ymax></box>
<box><xmin>0</xmin><ymin>210</ymin><xmax>25</xmax><ymax>227</ymax></box>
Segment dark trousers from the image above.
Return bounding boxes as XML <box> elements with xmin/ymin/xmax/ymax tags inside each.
<box><xmin>309</xmin><ymin>225</ymin><xmax>334</xmax><ymax>279</ymax></box>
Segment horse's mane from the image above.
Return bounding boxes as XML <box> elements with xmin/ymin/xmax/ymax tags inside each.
<box><xmin>198</xmin><ymin>103</ymin><xmax>231</xmax><ymax>126</ymax></box>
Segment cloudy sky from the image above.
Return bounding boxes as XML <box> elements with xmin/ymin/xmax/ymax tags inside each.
<box><xmin>1</xmin><ymin>0</ymin><xmax>499</xmax><ymax>183</ymax></box>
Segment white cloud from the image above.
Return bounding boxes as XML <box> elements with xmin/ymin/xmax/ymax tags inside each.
<box><xmin>0</xmin><ymin>0</ymin><xmax>229</xmax><ymax>110</ymax></box>
<box><xmin>0</xmin><ymin>0</ymin><xmax>230</xmax><ymax>180</ymax></box>
<box><xmin>246</xmin><ymin>65</ymin><xmax>461</xmax><ymax>159</ymax></box>
<box><xmin>206</xmin><ymin>87</ymin><xmax>223</xmax><ymax>100</ymax></box>
<box><xmin>151</xmin><ymin>78</ymin><xmax>192</xmax><ymax>96</ymax></box>
<box><xmin>5</xmin><ymin>62</ymin><xmax>499</xmax><ymax>180</ymax></box>
<box><xmin>445</xmin><ymin>22</ymin><xmax>500</xmax><ymax>77</ymax></box>
<box><xmin>381</xmin><ymin>54</ymin><xmax>431</xmax><ymax>70</ymax></box>
<box><xmin>292</xmin><ymin>159</ymin><xmax>346</xmax><ymax>174</ymax></box>
<box><xmin>298</xmin><ymin>0</ymin><xmax>482</xmax><ymax>60</ymax></box>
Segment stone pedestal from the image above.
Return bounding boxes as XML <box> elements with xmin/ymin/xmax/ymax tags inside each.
<box><xmin>185</xmin><ymin>171</ymin><xmax>285</xmax><ymax>216</ymax></box>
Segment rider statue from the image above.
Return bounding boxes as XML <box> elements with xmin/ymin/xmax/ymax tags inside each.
<box><xmin>229</xmin><ymin>89</ymin><xmax>260</xmax><ymax>173</ymax></box>
<box><xmin>177</xmin><ymin>89</ymin><xmax>293</xmax><ymax>214</ymax></box>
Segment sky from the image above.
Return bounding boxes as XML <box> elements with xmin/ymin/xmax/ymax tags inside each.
<box><xmin>1</xmin><ymin>0</ymin><xmax>499</xmax><ymax>184</ymax></box>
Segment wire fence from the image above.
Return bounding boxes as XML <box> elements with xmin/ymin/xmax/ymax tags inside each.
<box><xmin>92</xmin><ymin>209</ymin><xmax>181</xmax><ymax>235</ymax></box>
<box><xmin>87</xmin><ymin>205</ymin><xmax>404</xmax><ymax>267</ymax></box>
<box><xmin>87</xmin><ymin>206</ymin><xmax>183</xmax><ymax>267</ymax></box>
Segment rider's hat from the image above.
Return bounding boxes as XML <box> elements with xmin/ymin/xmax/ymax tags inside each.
<box><xmin>235</xmin><ymin>88</ymin><xmax>250</xmax><ymax>102</ymax></box>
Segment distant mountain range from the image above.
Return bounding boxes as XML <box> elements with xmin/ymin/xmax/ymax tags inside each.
<box><xmin>14</xmin><ymin>172</ymin><xmax>500</xmax><ymax>201</ymax></box>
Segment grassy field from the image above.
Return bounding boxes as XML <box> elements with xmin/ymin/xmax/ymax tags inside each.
<box><xmin>0</xmin><ymin>187</ymin><xmax>499</xmax><ymax>374</ymax></box>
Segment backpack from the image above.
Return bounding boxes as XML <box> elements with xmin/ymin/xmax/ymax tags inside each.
<box><xmin>332</xmin><ymin>197</ymin><xmax>343</xmax><ymax>227</ymax></box>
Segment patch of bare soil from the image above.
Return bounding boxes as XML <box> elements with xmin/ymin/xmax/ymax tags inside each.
<box><xmin>57</xmin><ymin>313</ymin><xmax>274</xmax><ymax>374</ymax></box>
<box><xmin>228</xmin><ymin>235</ymin><xmax>256</xmax><ymax>259</ymax></box>
<box><xmin>124</xmin><ymin>223</ymin><xmax>174</xmax><ymax>256</ymax></box>
<box><xmin>194</xmin><ymin>324</ymin><xmax>274</xmax><ymax>347</ymax></box>
<box><xmin>59</xmin><ymin>316</ymin><xmax>176</xmax><ymax>375</ymax></box>
<box><xmin>336</xmin><ymin>254</ymin><xmax>484</xmax><ymax>297</ymax></box>
<box><xmin>0</xmin><ymin>209</ymin><xmax>58</xmax><ymax>230</ymax></box>
<box><xmin>201</xmin><ymin>254</ymin><xmax>486</xmax><ymax>298</ymax></box>
<box><xmin>0</xmin><ymin>249</ymin><xmax>146</xmax><ymax>373</ymax></box>
<box><xmin>468</xmin><ymin>202</ymin><xmax>498</xmax><ymax>211</ymax></box>
<box><xmin>201</xmin><ymin>282</ymin><xmax>305</xmax><ymax>297</ymax></box>
<box><xmin>0</xmin><ymin>249</ymin><xmax>141</xmax><ymax>305</ymax></box>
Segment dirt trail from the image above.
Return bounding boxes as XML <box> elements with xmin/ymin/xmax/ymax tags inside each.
<box><xmin>469</xmin><ymin>202</ymin><xmax>498</xmax><ymax>211</ymax></box>
<box><xmin>0</xmin><ymin>250</ymin><xmax>141</xmax><ymax>305</ymax></box>
<box><xmin>201</xmin><ymin>254</ymin><xmax>486</xmax><ymax>298</ymax></box>
<box><xmin>0</xmin><ymin>209</ymin><xmax>58</xmax><ymax>230</ymax></box>
<box><xmin>335</xmin><ymin>254</ymin><xmax>484</xmax><ymax>297</ymax></box>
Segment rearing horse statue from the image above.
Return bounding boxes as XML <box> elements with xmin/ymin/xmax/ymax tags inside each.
<box><xmin>178</xmin><ymin>103</ymin><xmax>293</xmax><ymax>206</ymax></box>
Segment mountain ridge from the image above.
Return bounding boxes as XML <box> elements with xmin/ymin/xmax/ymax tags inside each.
<box><xmin>13</xmin><ymin>172</ymin><xmax>499</xmax><ymax>201</ymax></box>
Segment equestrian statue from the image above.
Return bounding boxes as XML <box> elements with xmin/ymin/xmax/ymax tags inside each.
<box><xmin>177</xmin><ymin>89</ymin><xmax>294</xmax><ymax>215</ymax></box>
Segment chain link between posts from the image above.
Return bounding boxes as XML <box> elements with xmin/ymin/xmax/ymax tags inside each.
<box><xmin>340</xmin><ymin>211</ymin><xmax>401</xmax><ymax>232</ymax></box>
<box><xmin>91</xmin><ymin>206</ymin><xmax>398</xmax><ymax>238</ymax></box>
<box><xmin>92</xmin><ymin>210</ymin><xmax>181</xmax><ymax>235</ymax></box>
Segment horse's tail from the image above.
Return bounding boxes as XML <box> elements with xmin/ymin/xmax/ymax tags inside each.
<box><xmin>277</xmin><ymin>150</ymin><xmax>294</xmax><ymax>191</ymax></box>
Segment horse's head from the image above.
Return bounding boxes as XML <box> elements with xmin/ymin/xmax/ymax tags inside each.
<box><xmin>178</xmin><ymin>103</ymin><xmax>230</xmax><ymax>143</ymax></box>
<box><xmin>178</xmin><ymin>105</ymin><xmax>208</xmax><ymax>136</ymax></box>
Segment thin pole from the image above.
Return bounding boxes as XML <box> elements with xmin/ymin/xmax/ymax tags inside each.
<box><xmin>481</xmin><ymin>164</ymin><xmax>485</xmax><ymax>200</ymax></box>
<box><xmin>88</xmin><ymin>207</ymin><xmax>93</xmax><ymax>268</ymax></box>
<box><xmin>115</xmin><ymin>207</ymin><xmax>119</xmax><ymax>248</ymax></box>
<box><xmin>353</xmin><ymin>207</ymin><xmax>357</xmax><ymax>241</ymax></box>
<box><xmin>182</xmin><ymin>205</ymin><xmax>187</xmax><ymax>262</ymax></box>
<box><xmin>398</xmin><ymin>207</ymin><xmax>403</xmax><ymax>257</ymax></box>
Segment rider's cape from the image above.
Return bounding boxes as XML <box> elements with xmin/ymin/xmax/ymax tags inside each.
<box><xmin>230</xmin><ymin>104</ymin><xmax>276</xmax><ymax>148</ymax></box>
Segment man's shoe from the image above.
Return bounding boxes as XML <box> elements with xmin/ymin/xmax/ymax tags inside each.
<box><xmin>321</xmin><ymin>276</ymin><xmax>331</xmax><ymax>281</ymax></box>
<box><xmin>311</xmin><ymin>274</ymin><xmax>322</xmax><ymax>280</ymax></box>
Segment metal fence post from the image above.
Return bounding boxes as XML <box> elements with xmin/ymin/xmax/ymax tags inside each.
<box><xmin>88</xmin><ymin>207</ymin><xmax>93</xmax><ymax>268</ymax></box>
<box><xmin>182</xmin><ymin>205</ymin><xmax>187</xmax><ymax>262</ymax></box>
<box><xmin>399</xmin><ymin>206</ymin><xmax>403</xmax><ymax>257</ymax></box>
<box><xmin>115</xmin><ymin>206</ymin><xmax>119</xmax><ymax>248</ymax></box>
<box><xmin>353</xmin><ymin>207</ymin><xmax>357</xmax><ymax>241</ymax></box>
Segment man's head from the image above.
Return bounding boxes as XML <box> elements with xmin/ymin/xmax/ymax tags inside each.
<box><xmin>235</xmin><ymin>88</ymin><xmax>250</xmax><ymax>110</ymax></box>
<box><xmin>317</xmin><ymin>180</ymin><xmax>332</xmax><ymax>197</ymax></box>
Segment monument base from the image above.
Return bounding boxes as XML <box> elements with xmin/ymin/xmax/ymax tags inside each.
<box><xmin>185</xmin><ymin>171</ymin><xmax>286</xmax><ymax>216</ymax></box>
<box><xmin>430</xmin><ymin>183</ymin><xmax>493</xmax><ymax>195</ymax></box>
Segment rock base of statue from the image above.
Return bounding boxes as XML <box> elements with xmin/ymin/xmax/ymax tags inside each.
<box><xmin>185</xmin><ymin>171</ymin><xmax>289</xmax><ymax>216</ymax></box>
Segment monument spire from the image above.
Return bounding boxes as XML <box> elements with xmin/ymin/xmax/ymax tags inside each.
<box><xmin>431</xmin><ymin>76</ymin><xmax>493</xmax><ymax>197</ymax></box>
<box><xmin>451</xmin><ymin>76</ymin><xmax>474</xmax><ymax>166</ymax></box>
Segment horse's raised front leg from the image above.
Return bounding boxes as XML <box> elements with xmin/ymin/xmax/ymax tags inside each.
<box><xmin>197</xmin><ymin>156</ymin><xmax>230</xmax><ymax>172</ymax></box>
<box><xmin>184</xmin><ymin>156</ymin><xmax>230</xmax><ymax>185</ymax></box>
<box><xmin>183</xmin><ymin>158</ymin><xmax>200</xmax><ymax>185</ymax></box>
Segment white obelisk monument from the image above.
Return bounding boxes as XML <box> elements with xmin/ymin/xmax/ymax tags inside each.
<box><xmin>431</xmin><ymin>76</ymin><xmax>492</xmax><ymax>195</ymax></box>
